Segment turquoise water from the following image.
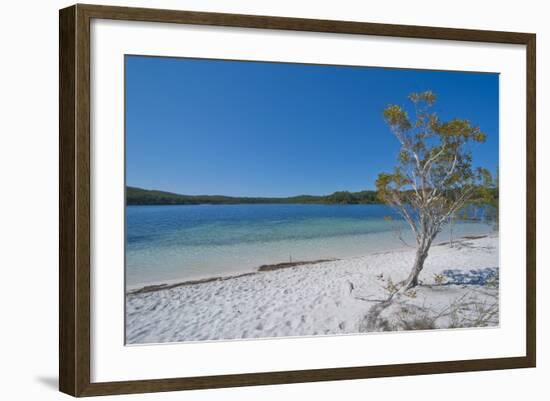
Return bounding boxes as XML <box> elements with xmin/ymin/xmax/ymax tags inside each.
<box><xmin>126</xmin><ymin>204</ymin><xmax>495</xmax><ymax>288</ymax></box>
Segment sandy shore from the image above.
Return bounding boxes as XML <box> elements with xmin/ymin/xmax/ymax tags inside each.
<box><xmin>126</xmin><ymin>234</ymin><xmax>499</xmax><ymax>344</ymax></box>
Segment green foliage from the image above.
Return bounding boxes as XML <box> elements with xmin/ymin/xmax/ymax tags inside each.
<box><xmin>126</xmin><ymin>187</ymin><xmax>380</xmax><ymax>206</ymax></box>
<box><xmin>468</xmin><ymin>168</ymin><xmax>499</xmax><ymax>224</ymax></box>
<box><xmin>376</xmin><ymin>91</ymin><xmax>491</xmax><ymax>236</ymax></box>
<box><xmin>409</xmin><ymin>91</ymin><xmax>436</xmax><ymax>105</ymax></box>
<box><xmin>472</xmin><ymin>168</ymin><xmax>498</xmax><ymax>208</ymax></box>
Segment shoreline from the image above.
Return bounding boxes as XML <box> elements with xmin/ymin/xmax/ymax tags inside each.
<box><xmin>127</xmin><ymin>233</ymin><xmax>495</xmax><ymax>295</ymax></box>
<box><xmin>127</xmin><ymin>259</ymin><xmax>338</xmax><ymax>295</ymax></box>
<box><xmin>126</xmin><ymin>234</ymin><xmax>499</xmax><ymax>344</ymax></box>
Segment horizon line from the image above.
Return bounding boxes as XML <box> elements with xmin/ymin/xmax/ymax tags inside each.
<box><xmin>126</xmin><ymin>185</ymin><xmax>379</xmax><ymax>199</ymax></box>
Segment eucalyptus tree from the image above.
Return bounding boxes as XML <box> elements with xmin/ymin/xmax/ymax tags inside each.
<box><xmin>376</xmin><ymin>91</ymin><xmax>489</xmax><ymax>292</ymax></box>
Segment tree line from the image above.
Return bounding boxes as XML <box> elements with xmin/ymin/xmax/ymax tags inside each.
<box><xmin>126</xmin><ymin>187</ymin><xmax>380</xmax><ymax>205</ymax></box>
<box><xmin>127</xmin><ymin>185</ymin><xmax>496</xmax><ymax>209</ymax></box>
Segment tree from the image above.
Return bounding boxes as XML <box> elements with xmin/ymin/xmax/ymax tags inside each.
<box><xmin>474</xmin><ymin>167</ymin><xmax>499</xmax><ymax>227</ymax></box>
<box><xmin>376</xmin><ymin>91</ymin><xmax>489</xmax><ymax>292</ymax></box>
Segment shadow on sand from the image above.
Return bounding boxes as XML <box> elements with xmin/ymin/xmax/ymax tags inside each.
<box><xmin>441</xmin><ymin>267</ymin><xmax>498</xmax><ymax>286</ymax></box>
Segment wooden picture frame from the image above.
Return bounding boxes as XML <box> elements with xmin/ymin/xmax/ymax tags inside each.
<box><xmin>59</xmin><ymin>3</ymin><xmax>536</xmax><ymax>397</ymax></box>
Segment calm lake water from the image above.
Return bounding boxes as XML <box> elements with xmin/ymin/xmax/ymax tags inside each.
<box><xmin>126</xmin><ymin>204</ymin><xmax>495</xmax><ymax>288</ymax></box>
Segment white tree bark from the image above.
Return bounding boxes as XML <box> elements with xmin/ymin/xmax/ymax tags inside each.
<box><xmin>388</xmin><ymin>138</ymin><xmax>473</xmax><ymax>292</ymax></box>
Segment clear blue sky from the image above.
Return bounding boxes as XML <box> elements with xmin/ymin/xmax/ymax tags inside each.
<box><xmin>126</xmin><ymin>55</ymin><xmax>499</xmax><ymax>197</ymax></box>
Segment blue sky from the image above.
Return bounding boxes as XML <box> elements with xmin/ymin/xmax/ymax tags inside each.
<box><xmin>126</xmin><ymin>56</ymin><xmax>498</xmax><ymax>197</ymax></box>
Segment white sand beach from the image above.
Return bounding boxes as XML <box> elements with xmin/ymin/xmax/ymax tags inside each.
<box><xmin>126</xmin><ymin>234</ymin><xmax>499</xmax><ymax>344</ymax></box>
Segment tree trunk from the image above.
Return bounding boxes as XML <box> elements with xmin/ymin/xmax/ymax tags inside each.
<box><xmin>400</xmin><ymin>245</ymin><xmax>430</xmax><ymax>291</ymax></box>
<box><xmin>449</xmin><ymin>215</ymin><xmax>454</xmax><ymax>247</ymax></box>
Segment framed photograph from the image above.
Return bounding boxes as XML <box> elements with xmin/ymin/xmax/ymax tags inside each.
<box><xmin>59</xmin><ymin>4</ymin><xmax>536</xmax><ymax>397</ymax></box>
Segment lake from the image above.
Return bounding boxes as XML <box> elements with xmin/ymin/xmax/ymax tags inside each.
<box><xmin>126</xmin><ymin>204</ymin><xmax>495</xmax><ymax>289</ymax></box>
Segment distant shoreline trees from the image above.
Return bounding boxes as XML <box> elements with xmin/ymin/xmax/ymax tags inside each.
<box><xmin>126</xmin><ymin>186</ymin><xmax>381</xmax><ymax>205</ymax></box>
